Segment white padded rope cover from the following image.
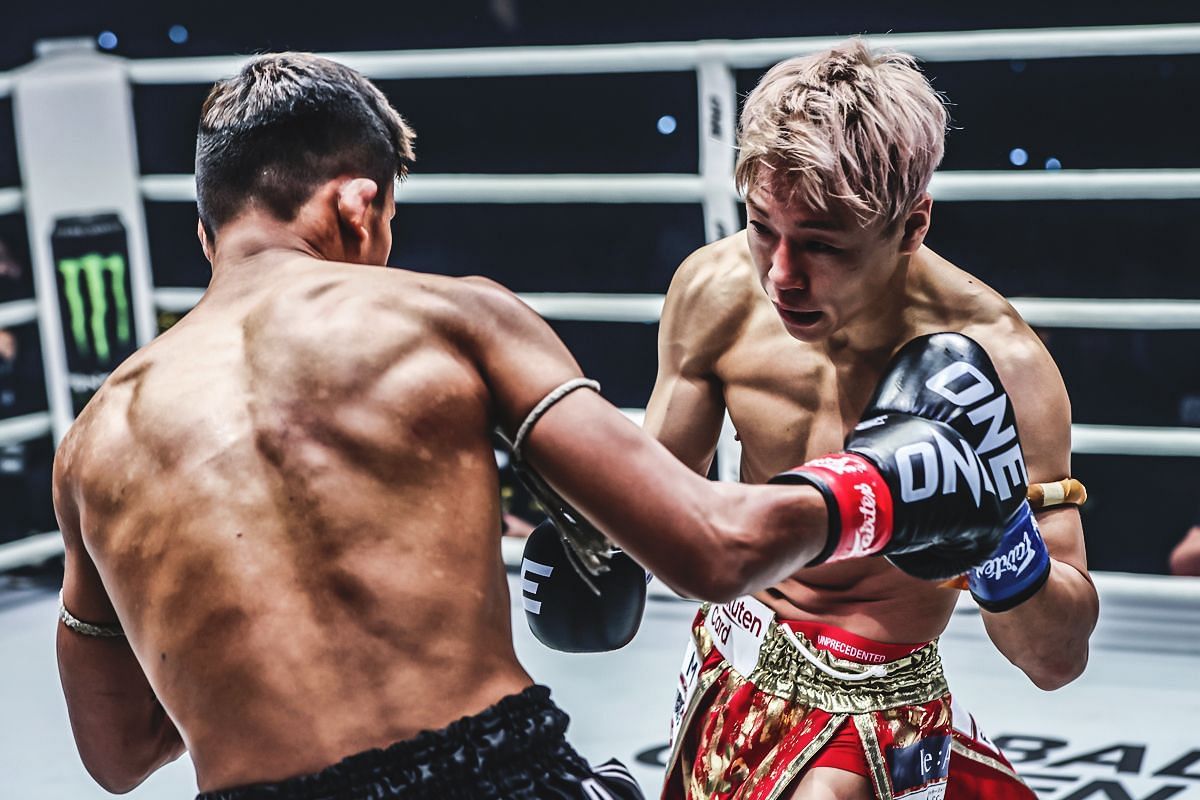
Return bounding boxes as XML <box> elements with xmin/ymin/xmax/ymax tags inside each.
<box><xmin>152</xmin><ymin>288</ymin><xmax>1200</xmax><ymax>331</ymax></box>
<box><xmin>146</xmin><ymin>285</ymin><xmax>1200</xmax><ymax>458</ymax></box>
<box><xmin>138</xmin><ymin>169</ymin><xmax>1200</xmax><ymax>205</ymax></box>
<box><xmin>104</xmin><ymin>23</ymin><xmax>1200</xmax><ymax>86</ymax></box>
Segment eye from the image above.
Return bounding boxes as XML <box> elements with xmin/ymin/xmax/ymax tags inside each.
<box><xmin>805</xmin><ymin>241</ymin><xmax>841</xmax><ymax>255</ymax></box>
<box><xmin>748</xmin><ymin>220</ymin><xmax>772</xmax><ymax>236</ymax></box>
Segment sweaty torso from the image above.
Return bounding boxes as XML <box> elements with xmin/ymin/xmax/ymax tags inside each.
<box><xmin>677</xmin><ymin>232</ymin><xmax>1034</xmax><ymax>643</ymax></box>
<box><xmin>58</xmin><ymin>259</ymin><xmax>528</xmax><ymax>790</ymax></box>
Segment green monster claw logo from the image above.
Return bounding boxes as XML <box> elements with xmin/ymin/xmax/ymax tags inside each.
<box><xmin>58</xmin><ymin>253</ymin><xmax>131</xmax><ymax>363</ymax></box>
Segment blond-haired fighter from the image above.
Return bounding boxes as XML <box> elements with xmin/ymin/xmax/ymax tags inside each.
<box><xmin>638</xmin><ymin>41</ymin><xmax>1096</xmax><ymax>800</ymax></box>
<box><xmin>52</xmin><ymin>52</ymin><xmax>1012</xmax><ymax>800</ymax></box>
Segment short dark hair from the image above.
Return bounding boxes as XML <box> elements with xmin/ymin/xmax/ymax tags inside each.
<box><xmin>195</xmin><ymin>52</ymin><xmax>415</xmax><ymax>237</ymax></box>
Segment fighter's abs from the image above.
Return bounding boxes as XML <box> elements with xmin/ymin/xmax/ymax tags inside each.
<box><xmin>722</xmin><ymin>371</ymin><xmax>958</xmax><ymax>642</ymax></box>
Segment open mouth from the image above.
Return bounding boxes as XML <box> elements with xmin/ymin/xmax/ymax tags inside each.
<box><xmin>776</xmin><ymin>306</ymin><xmax>823</xmax><ymax>327</ymax></box>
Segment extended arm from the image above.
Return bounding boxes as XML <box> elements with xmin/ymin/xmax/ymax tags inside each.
<box><xmin>54</xmin><ymin>453</ymin><xmax>185</xmax><ymax>793</ymax></box>
<box><xmin>467</xmin><ymin>281</ymin><xmax>1014</xmax><ymax>603</ymax></box>
<box><xmin>464</xmin><ymin>279</ymin><xmax>828</xmax><ymax>601</ymax></box>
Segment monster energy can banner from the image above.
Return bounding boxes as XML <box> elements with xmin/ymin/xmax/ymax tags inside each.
<box><xmin>51</xmin><ymin>213</ymin><xmax>136</xmax><ymax>414</ymax></box>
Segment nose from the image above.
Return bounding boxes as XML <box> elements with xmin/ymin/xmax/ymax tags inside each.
<box><xmin>766</xmin><ymin>240</ymin><xmax>807</xmax><ymax>294</ymax></box>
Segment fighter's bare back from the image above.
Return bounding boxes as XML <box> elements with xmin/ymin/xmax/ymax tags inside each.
<box><xmin>645</xmin><ymin>231</ymin><xmax>1074</xmax><ymax>644</ymax></box>
<box><xmin>54</xmin><ymin>256</ymin><xmax>538</xmax><ymax>790</ymax></box>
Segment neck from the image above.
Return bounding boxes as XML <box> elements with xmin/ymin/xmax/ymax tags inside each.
<box><xmin>211</xmin><ymin>212</ymin><xmax>322</xmax><ymax>262</ymax></box>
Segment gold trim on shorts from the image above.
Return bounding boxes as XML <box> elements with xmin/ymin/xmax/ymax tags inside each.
<box><xmin>669</xmin><ymin>605</ymin><xmax>952</xmax><ymax>800</ymax></box>
<box><xmin>854</xmin><ymin>713</ymin><xmax>895</xmax><ymax>800</ymax></box>
<box><xmin>951</xmin><ymin>738</ymin><xmax>1024</xmax><ymax>783</ymax></box>
<box><xmin>761</xmin><ymin>714</ymin><xmax>849</xmax><ymax>800</ymax></box>
<box><xmin>720</xmin><ymin>609</ymin><xmax>949</xmax><ymax>714</ymax></box>
<box><xmin>665</xmin><ymin>619</ymin><xmax>724</xmax><ymax>787</ymax></box>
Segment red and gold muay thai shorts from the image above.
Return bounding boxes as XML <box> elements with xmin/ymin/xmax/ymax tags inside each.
<box><xmin>662</xmin><ymin>596</ymin><xmax>1034</xmax><ymax>800</ymax></box>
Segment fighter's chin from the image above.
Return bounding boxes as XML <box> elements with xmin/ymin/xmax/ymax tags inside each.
<box><xmin>775</xmin><ymin>307</ymin><xmax>830</xmax><ymax>340</ymax></box>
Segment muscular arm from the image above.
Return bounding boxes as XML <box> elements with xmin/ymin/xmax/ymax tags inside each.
<box><xmin>54</xmin><ymin>451</ymin><xmax>185</xmax><ymax>793</ymax></box>
<box><xmin>643</xmin><ymin>246</ymin><xmax>735</xmax><ymax>473</ymax></box>
<box><xmin>979</xmin><ymin>332</ymin><xmax>1099</xmax><ymax>690</ymax></box>
<box><xmin>462</xmin><ymin>279</ymin><xmax>828</xmax><ymax>601</ymax></box>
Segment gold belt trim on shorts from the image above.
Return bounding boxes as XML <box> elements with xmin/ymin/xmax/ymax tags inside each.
<box><xmin>696</xmin><ymin>602</ymin><xmax>949</xmax><ymax>715</ymax></box>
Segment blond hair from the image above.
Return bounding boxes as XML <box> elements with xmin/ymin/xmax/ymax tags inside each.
<box><xmin>735</xmin><ymin>39</ymin><xmax>948</xmax><ymax>229</ymax></box>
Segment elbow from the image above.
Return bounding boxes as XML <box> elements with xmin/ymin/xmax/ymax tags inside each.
<box><xmin>1026</xmin><ymin>648</ymin><xmax>1089</xmax><ymax>692</ymax></box>
<box><xmin>78</xmin><ymin>728</ymin><xmax>182</xmax><ymax>794</ymax></box>
<box><xmin>84</xmin><ymin>762</ymin><xmax>150</xmax><ymax>795</ymax></box>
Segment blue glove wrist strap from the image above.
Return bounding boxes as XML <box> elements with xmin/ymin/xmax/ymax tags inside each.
<box><xmin>968</xmin><ymin>500</ymin><xmax>1051</xmax><ymax>612</ymax></box>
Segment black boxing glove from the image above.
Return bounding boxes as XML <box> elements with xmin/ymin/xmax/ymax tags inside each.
<box><xmin>858</xmin><ymin>332</ymin><xmax>1048</xmax><ymax>590</ymax></box>
<box><xmin>521</xmin><ymin>520</ymin><xmax>648</xmax><ymax>653</ymax></box>
<box><xmin>861</xmin><ymin>332</ymin><xmax>1028</xmax><ymax>516</ymax></box>
<box><xmin>771</xmin><ymin>413</ymin><xmax>1005</xmax><ymax>581</ymax></box>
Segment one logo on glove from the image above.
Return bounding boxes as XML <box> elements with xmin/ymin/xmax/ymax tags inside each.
<box><xmin>851</xmin><ymin>482</ymin><xmax>879</xmax><ymax>556</ymax></box>
<box><xmin>973</xmin><ymin>531</ymin><xmax>1037</xmax><ymax>580</ymax></box>
<box><xmin>924</xmin><ymin>360</ymin><xmax>1028</xmax><ymax>503</ymax></box>
<box><xmin>895</xmin><ymin>430</ymin><xmax>992</xmax><ymax>508</ymax></box>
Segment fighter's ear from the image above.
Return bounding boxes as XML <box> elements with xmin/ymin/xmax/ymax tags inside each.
<box><xmin>196</xmin><ymin>219</ymin><xmax>213</xmax><ymax>264</ymax></box>
<box><xmin>335</xmin><ymin>178</ymin><xmax>380</xmax><ymax>241</ymax></box>
<box><xmin>898</xmin><ymin>193</ymin><xmax>932</xmax><ymax>255</ymax></box>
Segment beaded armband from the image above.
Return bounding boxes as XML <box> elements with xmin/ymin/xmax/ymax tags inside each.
<box><xmin>58</xmin><ymin>590</ymin><xmax>124</xmax><ymax>638</ymax></box>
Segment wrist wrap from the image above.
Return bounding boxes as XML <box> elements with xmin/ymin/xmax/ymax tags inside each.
<box><xmin>773</xmin><ymin>453</ymin><xmax>894</xmax><ymax>565</ymax></box>
<box><xmin>967</xmin><ymin>501</ymin><xmax>1051</xmax><ymax>612</ymax></box>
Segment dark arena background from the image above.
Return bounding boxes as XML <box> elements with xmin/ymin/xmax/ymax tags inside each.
<box><xmin>1</xmin><ymin>2</ymin><xmax>1198</xmax><ymax>798</ymax></box>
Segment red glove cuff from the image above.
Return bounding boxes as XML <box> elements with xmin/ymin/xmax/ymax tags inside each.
<box><xmin>786</xmin><ymin>454</ymin><xmax>895</xmax><ymax>562</ymax></box>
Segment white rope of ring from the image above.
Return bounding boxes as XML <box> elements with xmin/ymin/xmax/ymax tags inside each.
<box><xmin>115</xmin><ymin>23</ymin><xmax>1200</xmax><ymax>85</ymax></box>
<box><xmin>137</xmin><ymin>170</ymin><xmax>1200</xmax><ymax>206</ymax></box>
<box><xmin>5</xmin><ymin>288</ymin><xmax>1199</xmax><ymax>458</ymax></box>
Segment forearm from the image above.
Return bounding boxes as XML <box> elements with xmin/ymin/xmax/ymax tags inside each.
<box><xmin>578</xmin><ymin>472</ymin><xmax>828</xmax><ymax>603</ymax></box>
<box><xmin>667</xmin><ymin>480</ymin><xmax>829</xmax><ymax>602</ymax></box>
<box><xmin>58</xmin><ymin>628</ymin><xmax>185</xmax><ymax>792</ymax></box>
<box><xmin>980</xmin><ymin>558</ymin><xmax>1098</xmax><ymax>690</ymax></box>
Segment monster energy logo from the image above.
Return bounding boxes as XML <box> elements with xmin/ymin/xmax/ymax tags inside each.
<box><xmin>58</xmin><ymin>253</ymin><xmax>131</xmax><ymax>363</ymax></box>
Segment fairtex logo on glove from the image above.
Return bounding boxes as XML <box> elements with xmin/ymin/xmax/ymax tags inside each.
<box><xmin>807</xmin><ymin>454</ymin><xmax>894</xmax><ymax>562</ymax></box>
<box><xmin>974</xmin><ymin>530</ymin><xmax>1037</xmax><ymax>579</ymax></box>
<box><xmin>967</xmin><ymin>502</ymin><xmax>1052</xmax><ymax>611</ymax></box>
<box><xmin>851</xmin><ymin>482</ymin><xmax>879</xmax><ymax>556</ymax></box>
